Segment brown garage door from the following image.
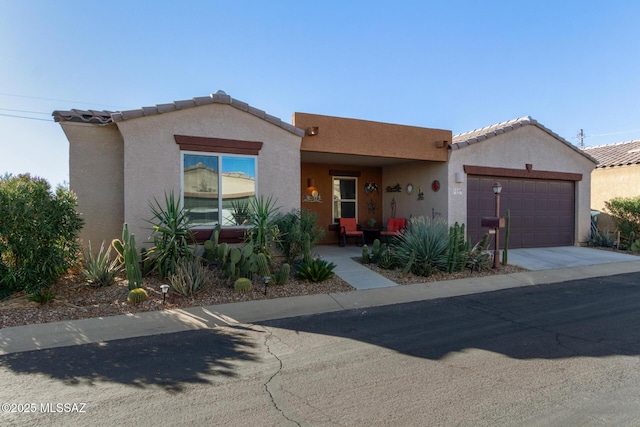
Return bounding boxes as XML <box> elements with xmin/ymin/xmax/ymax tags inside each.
<box><xmin>467</xmin><ymin>176</ymin><xmax>574</xmax><ymax>249</ymax></box>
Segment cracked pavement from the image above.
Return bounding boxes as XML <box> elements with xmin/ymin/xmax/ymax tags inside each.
<box><xmin>2</xmin><ymin>272</ymin><xmax>640</xmax><ymax>426</ymax></box>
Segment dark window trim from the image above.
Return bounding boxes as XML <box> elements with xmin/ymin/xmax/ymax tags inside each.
<box><xmin>329</xmin><ymin>169</ymin><xmax>361</xmax><ymax>177</ymax></box>
<box><xmin>463</xmin><ymin>165</ymin><xmax>582</xmax><ymax>181</ymax></box>
<box><xmin>175</xmin><ymin>135</ymin><xmax>263</xmax><ymax>155</ymax></box>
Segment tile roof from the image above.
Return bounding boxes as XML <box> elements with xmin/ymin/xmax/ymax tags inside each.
<box><xmin>52</xmin><ymin>91</ymin><xmax>304</xmax><ymax>136</ymax></box>
<box><xmin>51</xmin><ymin>109</ymin><xmax>114</xmax><ymax>125</ymax></box>
<box><xmin>451</xmin><ymin>116</ymin><xmax>597</xmax><ymax>163</ymax></box>
<box><xmin>583</xmin><ymin>140</ymin><xmax>640</xmax><ymax>168</ymax></box>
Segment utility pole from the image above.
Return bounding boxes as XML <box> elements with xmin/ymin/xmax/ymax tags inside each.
<box><xmin>578</xmin><ymin>129</ymin><xmax>584</xmax><ymax>149</ymax></box>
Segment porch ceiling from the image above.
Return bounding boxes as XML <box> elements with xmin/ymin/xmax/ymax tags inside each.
<box><xmin>301</xmin><ymin>151</ymin><xmax>418</xmax><ymax>167</ymax></box>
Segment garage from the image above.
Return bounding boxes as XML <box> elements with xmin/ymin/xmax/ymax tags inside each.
<box><xmin>467</xmin><ymin>175</ymin><xmax>575</xmax><ymax>249</ymax></box>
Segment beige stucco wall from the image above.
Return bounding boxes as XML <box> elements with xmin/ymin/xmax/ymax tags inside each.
<box><xmin>448</xmin><ymin>125</ymin><xmax>596</xmax><ymax>245</ymax></box>
<box><xmin>115</xmin><ymin>103</ymin><xmax>301</xmax><ymax>244</ymax></box>
<box><xmin>61</xmin><ymin>122</ymin><xmax>124</xmax><ymax>250</ymax></box>
<box><xmin>591</xmin><ymin>165</ymin><xmax>640</xmax><ymax>212</ymax></box>
<box><xmin>382</xmin><ymin>161</ymin><xmax>449</xmax><ymax>223</ymax></box>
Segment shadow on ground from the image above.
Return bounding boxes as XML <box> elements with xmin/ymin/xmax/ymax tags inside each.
<box><xmin>0</xmin><ymin>326</ymin><xmax>262</xmax><ymax>393</ymax></box>
<box><xmin>261</xmin><ymin>272</ymin><xmax>640</xmax><ymax>360</ymax></box>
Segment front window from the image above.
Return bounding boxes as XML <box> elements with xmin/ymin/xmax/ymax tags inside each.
<box><xmin>333</xmin><ymin>177</ymin><xmax>357</xmax><ymax>222</ymax></box>
<box><xmin>182</xmin><ymin>153</ymin><xmax>256</xmax><ymax>228</ymax></box>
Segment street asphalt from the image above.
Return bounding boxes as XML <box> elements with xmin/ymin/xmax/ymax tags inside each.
<box><xmin>1</xmin><ymin>246</ymin><xmax>639</xmax><ymax>355</ymax></box>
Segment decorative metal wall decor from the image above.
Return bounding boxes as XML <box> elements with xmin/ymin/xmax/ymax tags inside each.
<box><xmin>386</xmin><ymin>183</ymin><xmax>402</xmax><ymax>192</ymax></box>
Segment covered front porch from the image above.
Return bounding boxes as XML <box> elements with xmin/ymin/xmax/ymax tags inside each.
<box><xmin>294</xmin><ymin>112</ymin><xmax>452</xmax><ymax>245</ymax></box>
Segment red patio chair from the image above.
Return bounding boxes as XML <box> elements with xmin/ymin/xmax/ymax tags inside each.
<box><xmin>339</xmin><ymin>218</ymin><xmax>364</xmax><ymax>247</ymax></box>
<box><xmin>380</xmin><ymin>218</ymin><xmax>407</xmax><ymax>243</ymax></box>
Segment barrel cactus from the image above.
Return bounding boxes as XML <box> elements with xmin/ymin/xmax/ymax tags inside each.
<box><xmin>127</xmin><ymin>288</ymin><xmax>149</xmax><ymax>305</ymax></box>
<box><xmin>234</xmin><ymin>277</ymin><xmax>253</xmax><ymax>293</ymax></box>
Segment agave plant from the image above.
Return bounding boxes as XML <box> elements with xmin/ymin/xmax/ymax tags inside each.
<box><xmin>81</xmin><ymin>241</ymin><xmax>121</xmax><ymax>287</ymax></box>
<box><xmin>146</xmin><ymin>191</ymin><xmax>194</xmax><ymax>278</ymax></box>
<box><xmin>393</xmin><ymin>216</ymin><xmax>449</xmax><ymax>277</ymax></box>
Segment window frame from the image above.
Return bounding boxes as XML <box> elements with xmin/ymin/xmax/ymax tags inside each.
<box><xmin>181</xmin><ymin>150</ymin><xmax>258</xmax><ymax>229</ymax></box>
<box><xmin>332</xmin><ymin>176</ymin><xmax>358</xmax><ymax>223</ymax></box>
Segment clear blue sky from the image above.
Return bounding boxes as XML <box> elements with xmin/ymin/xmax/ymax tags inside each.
<box><xmin>1</xmin><ymin>0</ymin><xmax>639</xmax><ymax>187</ymax></box>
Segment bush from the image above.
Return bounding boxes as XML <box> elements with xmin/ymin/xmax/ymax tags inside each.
<box><xmin>146</xmin><ymin>191</ymin><xmax>194</xmax><ymax>278</ymax></box>
<box><xmin>0</xmin><ymin>174</ymin><xmax>83</xmax><ymax>297</ymax></box>
<box><xmin>169</xmin><ymin>256</ymin><xmax>211</xmax><ymax>297</ymax></box>
<box><xmin>393</xmin><ymin>217</ymin><xmax>449</xmax><ymax>277</ymax></box>
<box><xmin>604</xmin><ymin>197</ymin><xmax>640</xmax><ymax>236</ymax></box>
<box><xmin>274</xmin><ymin>209</ymin><xmax>324</xmax><ymax>263</ymax></box>
<box><xmin>295</xmin><ymin>258</ymin><xmax>336</xmax><ymax>282</ymax></box>
<box><xmin>81</xmin><ymin>241</ymin><xmax>121</xmax><ymax>287</ymax></box>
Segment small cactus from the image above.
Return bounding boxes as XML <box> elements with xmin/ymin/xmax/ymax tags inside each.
<box><xmin>273</xmin><ymin>263</ymin><xmax>290</xmax><ymax>285</ymax></box>
<box><xmin>256</xmin><ymin>252</ymin><xmax>270</xmax><ymax>277</ymax></box>
<box><xmin>362</xmin><ymin>245</ymin><xmax>370</xmax><ymax>264</ymax></box>
<box><xmin>234</xmin><ymin>277</ymin><xmax>252</xmax><ymax>293</ymax></box>
<box><xmin>127</xmin><ymin>288</ymin><xmax>149</xmax><ymax>305</ymax></box>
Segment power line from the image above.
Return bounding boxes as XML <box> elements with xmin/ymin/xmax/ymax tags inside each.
<box><xmin>0</xmin><ymin>113</ymin><xmax>53</xmax><ymax>122</ymax></box>
<box><xmin>0</xmin><ymin>92</ymin><xmax>120</xmax><ymax>108</ymax></box>
<box><xmin>0</xmin><ymin>108</ymin><xmax>49</xmax><ymax>115</ymax></box>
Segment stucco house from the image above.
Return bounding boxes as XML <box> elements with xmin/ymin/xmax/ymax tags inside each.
<box><xmin>583</xmin><ymin>140</ymin><xmax>640</xmax><ymax>212</ymax></box>
<box><xmin>53</xmin><ymin>92</ymin><xmax>596</xmax><ymax>250</ymax></box>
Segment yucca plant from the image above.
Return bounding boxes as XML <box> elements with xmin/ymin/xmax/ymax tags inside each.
<box><xmin>81</xmin><ymin>241</ymin><xmax>121</xmax><ymax>286</ymax></box>
<box><xmin>146</xmin><ymin>191</ymin><xmax>194</xmax><ymax>278</ymax></box>
<box><xmin>246</xmin><ymin>195</ymin><xmax>281</xmax><ymax>261</ymax></box>
<box><xmin>295</xmin><ymin>258</ymin><xmax>336</xmax><ymax>282</ymax></box>
<box><xmin>169</xmin><ymin>256</ymin><xmax>211</xmax><ymax>297</ymax></box>
<box><xmin>393</xmin><ymin>216</ymin><xmax>449</xmax><ymax>277</ymax></box>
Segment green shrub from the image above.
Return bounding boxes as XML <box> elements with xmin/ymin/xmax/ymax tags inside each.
<box><xmin>295</xmin><ymin>258</ymin><xmax>336</xmax><ymax>282</ymax></box>
<box><xmin>81</xmin><ymin>241</ymin><xmax>121</xmax><ymax>287</ymax></box>
<box><xmin>604</xmin><ymin>197</ymin><xmax>640</xmax><ymax>236</ymax></box>
<box><xmin>377</xmin><ymin>247</ymin><xmax>396</xmax><ymax>270</ymax></box>
<box><xmin>274</xmin><ymin>208</ymin><xmax>324</xmax><ymax>263</ymax></box>
<box><xmin>27</xmin><ymin>289</ymin><xmax>56</xmax><ymax>304</ymax></box>
<box><xmin>146</xmin><ymin>191</ymin><xmax>194</xmax><ymax>278</ymax></box>
<box><xmin>0</xmin><ymin>174</ymin><xmax>83</xmax><ymax>297</ymax></box>
<box><xmin>234</xmin><ymin>277</ymin><xmax>253</xmax><ymax>293</ymax></box>
<box><xmin>169</xmin><ymin>256</ymin><xmax>211</xmax><ymax>297</ymax></box>
<box><xmin>127</xmin><ymin>288</ymin><xmax>149</xmax><ymax>304</ymax></box>
<box><xmin>630</xmin><ymin>239</ymin><xmax>640</xmax><ymax>253</ymax></box>
<box><xmin>393</xmin><ymin>217</ymin><xmax>449</xmax><ymax>277</ymax></box>
<box><xmin>591</xmin><ymin>230</ymin><xmax>615</xmax><ymax>248</ymax></box>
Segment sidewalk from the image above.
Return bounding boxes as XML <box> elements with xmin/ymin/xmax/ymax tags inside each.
<box><xmin>2</xmin><ymin>247</ymin><xmax>640</xmax><ymax>355</ymax></box>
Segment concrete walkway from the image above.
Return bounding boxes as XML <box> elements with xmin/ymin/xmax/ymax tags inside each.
<box><xmin>2</xmin><ymin>246</ymin><xmax>640</xmax><ymax>355</ymax></box>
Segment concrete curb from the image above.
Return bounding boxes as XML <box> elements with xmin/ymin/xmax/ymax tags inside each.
<box><xmin>2</xmin><ymin>260</ymin><xmax>640</xmax><ymax>355</ymax></box>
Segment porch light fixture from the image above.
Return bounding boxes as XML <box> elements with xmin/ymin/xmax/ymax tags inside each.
<box><xmin>306</xmin><ymin>127</ymin><xmax>319</xmax><ymax>136</ymax></box>
<box><xmin>307</xmin><ymin>178</ymin><xmax>315</xmax><ymax>188</ymax></box>
<box><xmin>160</xmin><ymin>284</ymin><xmax>170</xmax><ymax>304</ymax></box>
<box><xmin>492</xmin><ymin>182</ymin><xmax>502</xmax><ymax>269</ymax></box>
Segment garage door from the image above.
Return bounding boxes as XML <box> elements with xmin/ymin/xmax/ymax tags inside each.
<box><xmin>467</xmin><ymin>176</ymin><xmax>574</xmax><ymax>249</ymax></box>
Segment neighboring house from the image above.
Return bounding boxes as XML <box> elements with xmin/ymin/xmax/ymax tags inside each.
<box><xmin>583</xmin><ymin>140</ymin><xmax>640</xmax><ymax>212</ymax></box>
<box><xmin>53</xmin><ymin>92</ymin><xmax>596</xmax><ymax>250</ymax></box>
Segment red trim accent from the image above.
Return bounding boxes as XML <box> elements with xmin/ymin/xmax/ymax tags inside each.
<box><xmin>463</xmin><ymin>165</ymin><xmax>582</xmax><ymax>181</ymax></box>
<box><xmin>175</xmin><ymin>135</ymin><xmax>263</xmax><ymax>155</ymax></box>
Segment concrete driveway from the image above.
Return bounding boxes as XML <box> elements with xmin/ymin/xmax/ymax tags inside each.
<box><xmin>508</xmin><ymin>246</ymin><xmax>640</xmax><ymax>271</ymax></box>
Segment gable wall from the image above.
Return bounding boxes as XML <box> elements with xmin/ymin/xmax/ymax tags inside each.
<box><xmin>448</xmin><ymin>126</ymin><xmax>596</xmax><ymax>244</ymax></box>
<box><xmin>115</xmin><ymin>103</ymin><xmax>301</xmax><ymax>244</ymax></box>
<box><xmin>62</xmin><ymin>122</ymin><xmax>124</xmax><ymax>250</ymax></box>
